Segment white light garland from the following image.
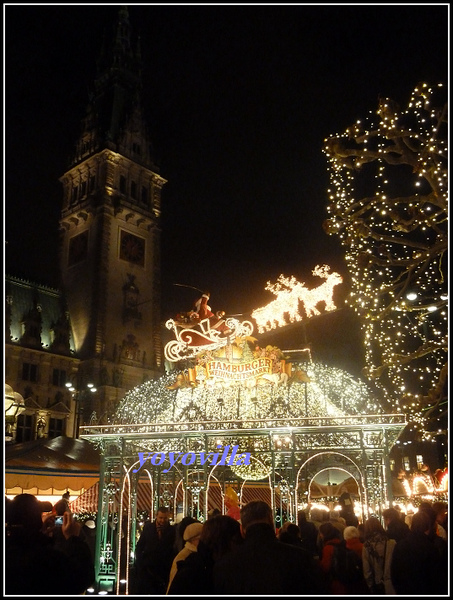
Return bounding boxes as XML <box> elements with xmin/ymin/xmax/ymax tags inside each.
<box><xmin>322</xmin><ymin>82</ymin><xmax>448</xmax><ymax>438</ymax></box>
<box><xmin>114</xmin><ymin>361</ymin><xmax>382</xmax><ymax>428</ymax></box>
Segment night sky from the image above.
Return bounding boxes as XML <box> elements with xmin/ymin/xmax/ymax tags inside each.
<box><xmin>5</xmin><ymin>4</ymin><xmax>448</xmax><ymax>329</ymax></box>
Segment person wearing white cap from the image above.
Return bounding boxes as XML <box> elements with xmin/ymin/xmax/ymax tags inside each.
<box><xmin>166</xmin><ymin>521</ymin><xmax>203</xmax><ymax>593</ymax></box>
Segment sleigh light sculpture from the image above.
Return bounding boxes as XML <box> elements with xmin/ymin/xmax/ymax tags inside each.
<box><xmin>164</xmin><ymin>316</ymin><xmax>254</xmax><ymax>362</ymax></box>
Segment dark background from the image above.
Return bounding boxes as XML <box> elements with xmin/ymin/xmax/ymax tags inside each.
<box><xmin>5</xmin><ymin>4</ymin><xmax>448</xmax><ymax>368</ymax></box>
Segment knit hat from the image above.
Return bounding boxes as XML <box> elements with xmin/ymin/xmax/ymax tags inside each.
<box><xmin>343</xmin><ymin>526</ymin><xmax>360</xmax><ymax>540</ymax></box>
<box><xmin>183</xmin><ymin>522</ymin><xmax>203</xmax><ymax>541</ymax></box>
<box><xmin>85</xmin><ymin>519</ymin><xmax>96</xmax><ymax>529</ymax></box>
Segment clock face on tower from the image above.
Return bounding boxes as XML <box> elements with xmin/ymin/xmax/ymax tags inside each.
<box><xmin>119</xmin><ymin>230</ymin><xmax>145</xmax><ymax>266</ymax></box>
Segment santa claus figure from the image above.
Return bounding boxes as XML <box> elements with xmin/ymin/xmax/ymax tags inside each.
<box><xmin>191</xmin><ymin>292</ymin><xmax>231</xmax><ymax>335</ymax></box>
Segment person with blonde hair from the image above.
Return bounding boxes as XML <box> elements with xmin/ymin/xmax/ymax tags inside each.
<box><xmin>343</xmin><ymin>525</ymin><xmax>363</xmax><ymax>558</ymax></box>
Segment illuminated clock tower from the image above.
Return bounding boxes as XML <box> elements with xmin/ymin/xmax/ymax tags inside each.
<box><xmin>59</xmin><ymin>7</ymin><xmax>166</xmax><ymax>419</ymax></box>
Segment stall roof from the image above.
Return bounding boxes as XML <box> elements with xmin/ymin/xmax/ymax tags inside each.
<box><xmin>5</xmin><ymin>436</ymin><xmax>100</xmax><ymax>491</ymax></box>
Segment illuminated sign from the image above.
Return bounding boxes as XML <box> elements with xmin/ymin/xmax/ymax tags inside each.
<box><xmin>205</xmin><ymin>358</ymin><xmax>273</xmax><ymax>381</ymax></box>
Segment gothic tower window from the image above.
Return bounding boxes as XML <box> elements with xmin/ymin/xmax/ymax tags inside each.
<box><xmin>22</xmin><ymin>362</ymin><xmax>38</xmax><ymax>382</ymax></box>
<box><xmin>120</xmin><ymin>333</ymin><xmax>140</xmax><ymax>362</ymax></box>
<box><xmin>68</xmin><ymin>231</ymin><xmax>88</xmax><ymax>266</ymax></box>
<box><xmin>141</xmin><ymin>185</ymin><xmax>148</xmax><ymax>205</ymax></box>
<box><xmin>89</xmin><ymin>173</ymin><xmax>96</xmax><ymax>192</ymax></box>
<box><xmin>52</xmin><ymin>368</ymin><xmax>67</xmax><ymax>387</ymax></box>
<box><xmin>48</xmin><ymin>417</ymin><xmax>65</xmax><ymax>438</ymax></box>
<box><xmin>16</xmin><ymin>414</ymin><xmax>34</xmax><ymax>443</ymax></box>
<box><xmin>122</xmin><ymin>273</ymin><xmax>142</xmax><ymax>323</ymax></box>
<box><xmin>50</xmin><ymin>312</ymin><xmax>71</xmax><ymax>354</ymax></box>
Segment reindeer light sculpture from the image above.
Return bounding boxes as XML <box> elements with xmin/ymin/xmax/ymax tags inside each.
<box><xmin>251</xmin><ymin>265</ymin><xmax>343</xmax><ymax>333</ymax></box>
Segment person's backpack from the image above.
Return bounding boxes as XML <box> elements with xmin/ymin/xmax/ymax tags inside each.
<box><xmin>331</xmin><ymin>540</ymin><xmax>363</xmax><ymax>584</ymax></box>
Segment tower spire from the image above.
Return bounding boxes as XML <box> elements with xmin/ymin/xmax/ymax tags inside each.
<box><xmin>70</xmin><ymin>5</ymin><xmax>152</xmax><ymax>169</ymax></box>
<box><xmin>59</xmin><ymin>8</ymin><xmax>166</xmax><ymax>406</ymax></box>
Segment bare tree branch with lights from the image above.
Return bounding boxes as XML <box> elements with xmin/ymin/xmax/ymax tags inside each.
<box><xmin>323</xmin><ymin>82</ymin><xmax>448</xmax><ymax>440</ymax></box>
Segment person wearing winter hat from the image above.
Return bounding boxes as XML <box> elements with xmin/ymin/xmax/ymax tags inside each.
<box><xmin>166</xmin><ymin>522</ymin><xmax>203</xmax><ymax>593</ymax></box>
<box><xmin>173</xmin><ymin>516</ymin><xmax>197</xmax><ymax>553</ymax></box>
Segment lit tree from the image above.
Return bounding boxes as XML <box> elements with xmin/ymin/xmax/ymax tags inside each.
<box><xmin>323</xmin><ymin>82</ymin><xmax>448</xmax><ymax>440</ymax></box>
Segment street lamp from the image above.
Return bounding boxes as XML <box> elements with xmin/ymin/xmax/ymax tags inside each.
<box><xmin>5</xmin><ymin>384</ymin><xmax>26</xmax><ymax>443</ymax></box>
<box><xmin>65</xmin><ymin>380</ymin><xmax>97</xmax><ymax>438</ymax></box>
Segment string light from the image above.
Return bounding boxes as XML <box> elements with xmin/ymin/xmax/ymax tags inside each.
<box><xmin>114</xmin><ymin>360</ymin><xmax>383</xmax><ymax>428</ymax></box>
<box><xmin>322</xmin><ymin>82</ymin><xmax>447</xmax><ymax>440</ymax></box>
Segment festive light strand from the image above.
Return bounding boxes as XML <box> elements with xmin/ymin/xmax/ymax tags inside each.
<box><xmin>322</xmin><ymin>83</ymin><xmax>448</xmax><ymax>440</ymax></box>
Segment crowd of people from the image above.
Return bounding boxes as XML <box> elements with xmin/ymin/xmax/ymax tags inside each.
<box><xmin>4</xmin><ymin>493</ymin><xmax>448</xmax><ymax>596</ymax></box>
<box><xmin>130</xmin><ymin>498</ymin><xmax>448</xmax><ymax>596</ymax></box>
<box><xmin>4</xmin><ymin>492</ymin><xmax>95</xmax><ymax>595</ymax></box>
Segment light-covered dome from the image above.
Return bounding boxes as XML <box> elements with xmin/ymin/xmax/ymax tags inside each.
<box><xmin>113</xmin><ymin>361</ymin><xmax>383</xmax><ymax>426</ymax></box>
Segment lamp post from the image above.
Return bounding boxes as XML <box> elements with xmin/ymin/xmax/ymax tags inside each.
<box><xmin>65</xmin><ymin>380</ymin><xmax>97</xmax><ymax>438</ymax></box>
<box><xmin>5</xmin><ymin>384</ymin><xmax>26</xmax><ymax>443</ymax></box>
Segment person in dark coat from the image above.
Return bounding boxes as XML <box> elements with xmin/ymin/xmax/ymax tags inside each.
<box><xmin>383</xmin><ymin>506</ymin><xmax>410</xmax><ymax>542</ymax></box>
<box><xmin>417</xmin><ymin>502</ymin><xmax>448</xmax><ymax>584</ymax></box>
<box><xmin>132</xmin><ymin>506</ymin><xmax>176</xmax><ymax>594</ymax></box>
<box><xmin>390</xmin><ymin>509</ymin><xmax>447</xmax><ymax>595</ymax></box>
<box><xmin>297</xmin><ymin>509</ymin><xmax>319</xmax><ymax>557</ymax></box>
<box><xmin>213</xmin><ymin>500</ymin><xmax>327</xmax><ymax>595</ymax></box>
<box><xmin>277</xmin><ymin>522</ymin><xmax>303</xmax><ymax>547</ymax></box>
<box><xmin>80</xmin><ymin>519</ymin><xmax>97</xmax><ymax>562</ymax></box>
<box><xmin>339</xmin><ymin>491</ymin><xmax>359</xmax><ymax>526</ymax></box>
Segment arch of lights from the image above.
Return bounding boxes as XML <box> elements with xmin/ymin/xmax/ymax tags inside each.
<box><xmin>80</xmin><ymin>268</ymin><xmax>408</xmax><ymax>594</ymax></box>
